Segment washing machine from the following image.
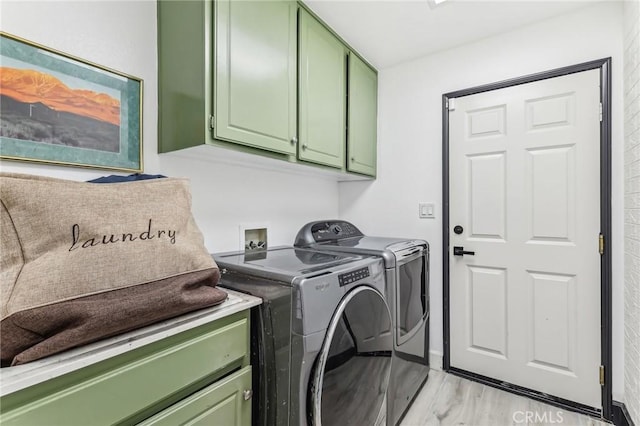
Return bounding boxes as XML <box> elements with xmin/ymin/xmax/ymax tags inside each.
<box><xmin>214</xmin><ymin>246</ymin><xmax>393</xmax><ymax>426</ymax></box>
<box><xmin>295</xmin><ymin>220</ymin><xmax>430</xmax><ymax>425</ymax></box>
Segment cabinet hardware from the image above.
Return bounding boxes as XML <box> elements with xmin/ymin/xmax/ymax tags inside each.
<box><xmin>599</xmin><ymin>365</ymin><xmax>605</xmax><ymax>386</ymax></box>
<box><xmin>599</xmin><ymin>234</ymin><xmax>604</xmax><ymax>255</ymax></box>
<box><xmin>243</xmin><ymin>389</ymin><xmax>253</xmax><ymax>400</ymax></box>
<box><xmin>302</xmin><ymin>143</ymin><xmax>308</xmax><ymax>151</ymax></box>
<box><xmin>291</xmin><ymin>137</ymin><xmax>298</xmax><ymax>145</ymax></box>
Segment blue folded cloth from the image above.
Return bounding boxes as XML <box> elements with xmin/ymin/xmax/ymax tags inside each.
<box><xmin>88</xmin><ymin>173</ymin><xmax>166</xmax><ymax>183</ymax></box>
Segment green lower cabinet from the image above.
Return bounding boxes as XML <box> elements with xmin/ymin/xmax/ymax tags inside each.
<box><xmin>297</xmin><ymin>8</ymin><xmax>346</xmax><ymax>169</ymax></box>
<box><xmin>347</xmin><ymin>53</ymin><xmax>378</xmax><ymax>177</ymax></box>
<box><xmin>139</xmin><ymin>366</ymin><xmax>251</xmax><ymax>426</ymax></box>
<box><xmin>0</xmin><ymin>312</ymin><xmax>251</xmax><ymax>426</ymax></box>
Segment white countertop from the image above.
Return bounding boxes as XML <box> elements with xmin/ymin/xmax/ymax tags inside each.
<box><xmin>0</xmin><ymin>289</ymin><xmax>261</xmax><ymax>397</ymax></box>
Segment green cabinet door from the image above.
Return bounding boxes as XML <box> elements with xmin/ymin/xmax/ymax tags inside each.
<box><xmin>347</xmin><ymin>54</ymin><xmax>377</xmax><ymax>176</ymax></box>
<box><xmin>298</xmin><ymin>8</ymin><xmax>346</xmax><ymax>169</ymax></box>
<box><xmin>215</xmin><ymin>0</ymin><xmax>297</xmax><ymax>155</ymax></box>
<box><xmin>157</xmin><ymin>0</ymin><xmax>213</xmax><ymax>153</ymax></box>
<box><xmin>139</xmin><ymin>366</ymin><xmax>252</xmax><ymax>426</ymax></box>
<box><xmin>0</xmin><ymin>313</ymin><xmax>250</xmax><ymax>426</ymax></box>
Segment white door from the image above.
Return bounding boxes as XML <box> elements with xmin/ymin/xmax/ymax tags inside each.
<box><xmin>448</xmin><ymin>69</ymin><xmax>602</xmax><ymax>409</ymax></box>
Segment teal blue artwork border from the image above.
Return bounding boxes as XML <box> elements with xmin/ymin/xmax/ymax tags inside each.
<box><xmin>0</xmin><ymin>32</ymin><xmax>143</xmax><ymax>172</ymax></box>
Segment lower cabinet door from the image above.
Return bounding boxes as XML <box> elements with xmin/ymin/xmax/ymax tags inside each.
<box><xmin>138</xmin><ymin>366</ymin><xmax>252</xmax><ymax>426</ymax></box>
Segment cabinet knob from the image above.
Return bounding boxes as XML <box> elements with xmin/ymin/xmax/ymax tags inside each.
<box><xmin>351</xmin><ymin>157</ymin><xmax>355</xmax><ymax>162</ymax></box>
<box><xmin>243</xmin><ymin>389</ymin><xmax>253</xmax><ymax>401</ymax></box>
<box><xmin>291</xmin><ymin>137</ymin><xmax>298</xmax><ymax>145</ymax></box>
<box><xmin>302</xmin><ymin>143</ymin><xmax>307</xmax><ymax>151</ymax></box>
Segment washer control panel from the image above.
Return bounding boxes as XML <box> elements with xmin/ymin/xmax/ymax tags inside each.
<box><xmin>338</xmin><ymin>266</ymin><xmax>370</xmax><ymax>286</ymax></box>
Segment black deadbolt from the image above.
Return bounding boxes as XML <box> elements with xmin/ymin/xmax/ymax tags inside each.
<box><xmin>454</xmin><ymin>225</ymin><xmax>463</xmax><ymax>235</ymax></box>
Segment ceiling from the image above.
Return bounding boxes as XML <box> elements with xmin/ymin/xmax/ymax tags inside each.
<box><xmin>302</xmin><ymin>0</ymin><xmax>609</xmax><ymax>69</ymax></box>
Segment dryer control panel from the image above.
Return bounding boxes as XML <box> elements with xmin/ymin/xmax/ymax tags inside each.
<box><xmin>296</xmin><ymin>220</ymin><xmax>364</xmax><ymax>245</ymax></box>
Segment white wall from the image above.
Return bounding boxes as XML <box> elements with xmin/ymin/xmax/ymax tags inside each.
<box><xmin>0</xmin><ymin>1</ymin><xmax>339</xmax><ymax>253</ymax></box>
<box><xmin>157</xmin><ymin>151</ymin><xmax>339</xmax><ymax>251</ymax></box>
<box><xmin>623</xmin><ymin>0</ymin><xmax>640</xmax><ymax>422</ymax></box>
<box><xmin>339</xmin><ymin>1</ymin><xmax>626</xmax><ymax>399</ymax></box>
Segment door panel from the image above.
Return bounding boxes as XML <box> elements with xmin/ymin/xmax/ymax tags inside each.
<box><xmin>527</xmin><ymin>146</ymin><xmax>575</xmax><ymax>242</ymax></box>
<box><xmin>467</xmin><ymin>105</ymin><xmax>506</xmax><ymax>138</ymax></box>
<box><xmin>449</xmin><ymin>69</ymin><xmax>601</xmax><ymax>409</ymax></box>
<box><xmin>527</xmin><ymin>272</ymin><xmax>576</xmax><ymax>373</ymax></box>
<box><xmin>468</xmin><ymin>266</ymin><xmax>507</xmax><ymax>358</ymax></box>
<box><xmin>468</xmin><ymin>153</ymin><xmax>506</xmax><ymax>240</ymax></box>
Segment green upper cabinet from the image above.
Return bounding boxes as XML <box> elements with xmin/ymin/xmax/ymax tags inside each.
<box><xmin>157</xmin><ymin>0</ymin><xmax>212</xmax><ymax>153</ymax></box>
<box><xmin>214</xmin><ymin>0</ymin><xmax>297</xmax><ymax>155</ymax></box>
<box><xmin>298</xmin><ymin>8</ymin><xmax>346</xmax><ymax>169</ymax></box>
<box><xmin>347</xmin><ymin>53</ymin><xmax>377</xmax><ymax>176</ymax></box>
<box><xmin>157</xmin><ymin>1</ymin><xmax>377</xmax><ymax>178</ymax></box>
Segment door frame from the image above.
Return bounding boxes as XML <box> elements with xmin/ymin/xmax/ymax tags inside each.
<box><xmin>441</xmin><ymin>58</ymin><xmax>612</xmax><ymax>420</ymax></box>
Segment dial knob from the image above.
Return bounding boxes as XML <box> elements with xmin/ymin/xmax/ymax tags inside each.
<box><xmin>330</xmin><ymin>224</ymin><xmax>342</xmax><ymax>234</ymax></box>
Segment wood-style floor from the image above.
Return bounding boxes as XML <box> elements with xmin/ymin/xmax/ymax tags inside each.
<box><xmin>399</xmin><ymin>370</ymin><xmax>610</xmax><ymax>426</ymax></box>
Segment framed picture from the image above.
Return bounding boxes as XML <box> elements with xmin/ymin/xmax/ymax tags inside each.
<box><xmin>0</xmin><ymin>32</ymin><xmax>143</xmax><ymax>172</ymax></box>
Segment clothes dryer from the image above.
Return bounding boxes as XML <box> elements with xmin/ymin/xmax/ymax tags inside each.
<box><xmin>295</xmin><ymin>221</ymin><xmax>430</xmax><ymax>425</ymax></box>
<box><xmin>215</xmin><ymin>247</ymin><xmax>392</xmax><ymax>426</ymax></box>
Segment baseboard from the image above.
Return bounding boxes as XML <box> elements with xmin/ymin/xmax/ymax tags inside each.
<box><xmin>436</xmin><ymin>353</ymin><xmax>630</xmax><ymax>424</ymax></box>
<box><xmin>449</xmin><ymin>367</ymin><xmax>601</xmax><ymax>419</ymax></box>
<box><xmin>612</xmin><ymin>401</ymin><xmax>636</xmax><ymax>426</ymax></box>
<box><xmin>429</xmin><ymin>350</ymin><xmax>443</xmax><ymax>371</ymax></box>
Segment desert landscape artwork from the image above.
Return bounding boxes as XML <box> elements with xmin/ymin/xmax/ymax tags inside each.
<box><xmin>0</xmin><ymin>32</ymin><xmax>142</xmax><ymax>172</ymax></box>
<box><xmin>0</xmin><ymin>67</ymin><xmax>121</xmax><ymax>152</ymax></box>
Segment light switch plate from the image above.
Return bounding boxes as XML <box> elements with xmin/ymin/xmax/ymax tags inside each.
<box><xmin>419</xmin><ymin>202</ymin><xmax>435</xmax><ymax>219</ymax></box>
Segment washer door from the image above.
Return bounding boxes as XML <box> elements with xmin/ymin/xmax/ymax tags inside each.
<box><xmin>309</xmin><ymin>286</ymin><xmax>393</xmax><ymax>426</ymax></box>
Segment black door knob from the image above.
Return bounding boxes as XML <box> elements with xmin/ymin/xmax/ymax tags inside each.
<box><xmin>453</xmin><ymin>246</ymin><xmax>475</xmax><ymax>256</ymax></box>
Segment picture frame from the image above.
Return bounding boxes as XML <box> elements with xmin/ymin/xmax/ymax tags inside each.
<box><xmin>0</xmin><ymin>32</ymin><xmax>143</xmax><ymax>172</ymax></box>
